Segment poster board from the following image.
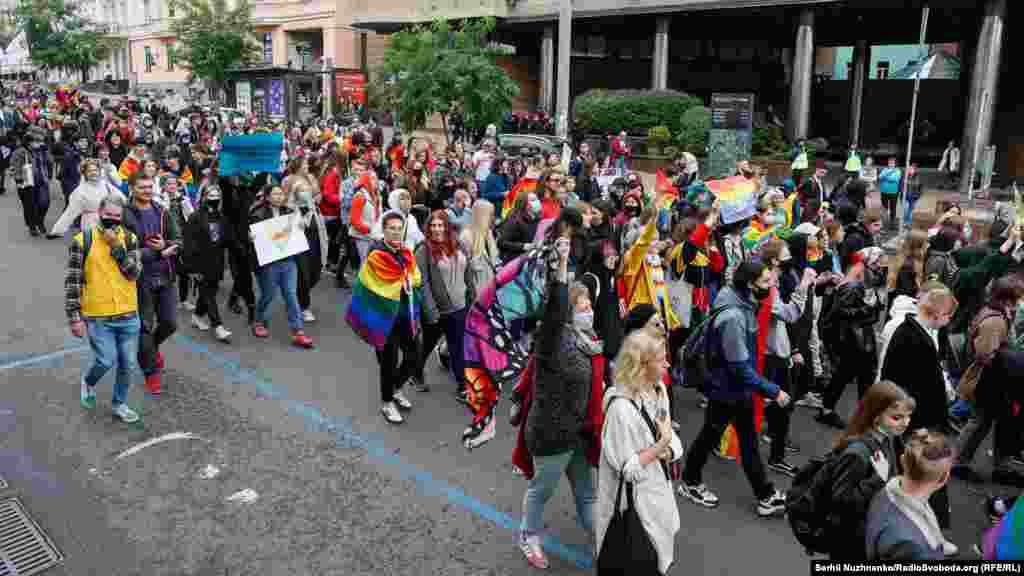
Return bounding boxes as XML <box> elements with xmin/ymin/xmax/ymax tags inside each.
<box><xmin>335</xmin><ymin>71</ymin><xmax>367</xmax><ymax>105</ymax></box>
<box><xmin>236</xmin><ymin>81</ymin><xmax>252</xmax><ymax>114</ymax></box>
<box><xmin>706</xmin><ymin>93</ymin><xmax>755</xmax><ymax>180</ymax></box>
<box><xmin>249</xmin><ymin>213</ymin><xmax>309</xmax><ymax>266</ymax></box>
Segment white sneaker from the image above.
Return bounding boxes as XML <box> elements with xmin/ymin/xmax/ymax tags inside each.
<box><xmin>183</xmin><ymin>300</ymin><xmax>196</xmax><ymax>312</ymax></box>
<box><xmin>518</xmin><ymin>532</ymin><xmax>549</xmax><ymax>569</ymax></box>
<box><xmin>112</xmin><ymin>403</ymin><xmax>140</xmax><ymax>424</ymax></box>
<box><xmin>214</xmin><ymin>325</ymin><xmax>232</xmax><ymax>342</ymax></box>
<box><xmin>392</xmin><ymin>390</ymin><xmax>412</xmax><ymax>411</ymax></box>
<box><xmin>191</xmin><ymin>313</ymin><xmax>210</xmax><ymax>331</ymax></box>
<box><xmin>942</xmin><ymin>540</ymin><xmax>959</xmax><ymax>557</ymax></box>
<box><xmin>302</xmin><ymin>309</ymin><xmax>316</xmax><ymax>322</ymax></box>
<box><xmin>381</xmin><ymin>402</ymin><xmax>404</xmax><ymax>424</ymax></box>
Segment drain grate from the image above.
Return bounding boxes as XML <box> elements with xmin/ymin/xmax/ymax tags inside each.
<box><xmin>0</xmin><ymin>498</ymin><xmax>63</xmax><ymax>576</ymax></box>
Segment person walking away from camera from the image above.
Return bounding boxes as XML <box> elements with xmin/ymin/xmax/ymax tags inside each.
<box><xmin>64</xmin><ymin>194</ymin><xmax>143</xmax><ymax>424</ymax></box>
<box><xmin>865</xmin><ymin>430</ymin><xmax>956</xmax><ymax>560</ymax></box>
<box><xmin>597</xmin><ymin>329</ymin><xmax>683</xmax><ymax>575</ymax></box>
<box><xmin>678</xmin><ymin>261</ymin><xmax>791</xmax><ymax>517</ymax></box>
<box><xmin>121</xmin><ymin>173</ymin><xmax>180</xmax><ymax>396</ymax></box>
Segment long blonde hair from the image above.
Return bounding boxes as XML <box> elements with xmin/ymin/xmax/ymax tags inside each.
<box><xmin>612</xmin><ymin>330</ymin><xmax>664</xmax><ymax>397</ymax></box>
<box><xmin>887</xmin><ymin>229</ymin><xmax>929</xmax><ymax>290</ymax></box>
<box><xmin>464</xmin><ymin>200</ymin><xmax>496</xmax><ymax>258</ymax></box>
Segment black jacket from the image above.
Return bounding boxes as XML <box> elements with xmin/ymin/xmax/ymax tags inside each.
<box><xmin>820</xmin><ymin>282</ymin><xmax>882</xmax><ymax>363</ymax></box>
<box><xmin>183</xmin><ymin>208</ymin><xmax>232</xmax><ymax>281</ymax></box>
<box><xmin>881</xmin><ymin>315</ymin><xmax>955</xmax><ymax>434</ymax></box>
<box><xmin>498</xmin><ymin>213</ymin><xmax>539</xmax><ymax>262</ymax></box>
<box><xmin>840</xmin><ymin>222</ymin><xmax>875</xmax><ymax>272</ymax></box>
<box><xmin>828</xmin><ymin>431</ymin><xmax>898</xmax><ymax>560</ymax></box>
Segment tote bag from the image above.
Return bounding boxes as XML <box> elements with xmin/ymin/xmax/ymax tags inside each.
<box><xmin>596</xmin><ymin>468</ymin><xmax>660</xmax><ymax>575</ymax></box>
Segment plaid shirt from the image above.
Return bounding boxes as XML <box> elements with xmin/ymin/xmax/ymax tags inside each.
<box><xmin>65</xmin><ymin>228</ymin><xmax>142</xmax><ymax>323</ymax></box>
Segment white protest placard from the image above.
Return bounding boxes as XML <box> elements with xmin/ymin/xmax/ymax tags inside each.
<box><xmin>249</xmin><ymin>213</ymin><xmax>309</xmax><ymax>266</ymax></box>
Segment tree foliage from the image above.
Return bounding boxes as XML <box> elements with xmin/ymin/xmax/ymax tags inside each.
<box><xmin>169</xmin><ymin>0</ymin><xmax>260</xmax><ymax>92</ymax></box>
<box><xmin>573</xmin><ymin>89</ymin><xmax>702</xmax><ymax>136</ymax></box>
<box><xmin>374</xmin><ymin>18</ymin><xmax>519</xmax><ymax>139</ymax></box>
<box><xmin>15</xmin><ymin>0</ymin><xmax>114</xmax><ymax>82</ymax></box>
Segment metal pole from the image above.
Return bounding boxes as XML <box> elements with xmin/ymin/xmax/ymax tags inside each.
<box><xmin>900</xmin><ymin>5</ymin><xmax>928</xmax><ymax>230</ymax></box>
<box><xmin>555</xmin><ymin>0</ymin><xmax>571</xmax><ymax>145</ymax></box>
<box><xmin>968</xmin><ymin>90</ymin><xmax>989</xmax><ymax>205</ymax></box>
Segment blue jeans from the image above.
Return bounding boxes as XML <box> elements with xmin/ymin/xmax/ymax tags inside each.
<box><xmin>84</xmin><ymin>314</ymin><xmax>141</xmax><ymax>406</ymax></box>
<box><xmin>904</xmin><ymin>195</ymin><xmax>919</xmax><ymax>227</ymax></box>
<box><xmin>520</xmin><ymin>446</ymin><xmax>595</xmax><ymax>536</ymax></box>
<box><xmin>256</xmin><ymin>258</ymin><xmax>303</xmax><ymax>331</ymax></box>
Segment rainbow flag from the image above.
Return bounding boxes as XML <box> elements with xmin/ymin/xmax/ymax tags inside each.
<box><xmin>345</xmin><ymin>248</ymin><xmax>422</xmax><ymax>351</ymax></box>
<box><xmin>706</xmin><ymin>176</ymin><xmax>758</xmax><ymax>225</ymax></box>
<box><xmin>984</xmin><ymin>496</ymin><xmax>1024</xmax><ymax>559</ymax></box>
<box><xmin>118</xmin><ymin>156</ymin><xmax>142</xmax><ymax>182</ymax></box>
<box><xmin>502</xmin><ymin>177</ymin><xmax>539</xmax><ymax>220</ymax></box>
<box><xmin>718</xmin><ymin>287</ymin><xmax>772</xmax><ymax>460</ymax></box>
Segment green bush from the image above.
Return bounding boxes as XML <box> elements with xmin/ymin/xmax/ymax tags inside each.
<box><xmin>674</xmin><ymin>106</ymin><xmax>711</xmax><ymax>156</ymax></box>
<box><xmin>751</xmin><ymin>126</ymin><xmax>788</xmax><ymax>158</ymax></box>
<box><xmin>663</xmin><ymin>145</ymin><xmax>680</xmax><ymax>159</ymax></box>
<box><xmin>573</xmin><ymin>89</ymin><xmax>702</xmax><ymax>136</ymax></box>
<box><xmin>647</xmin><ymin>126</ymin><xmax>672</xmax><ymax>151</ymax></box>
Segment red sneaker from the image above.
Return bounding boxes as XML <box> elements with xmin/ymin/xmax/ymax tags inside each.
<box><xmin>252</xmin><ymin>324</ymin><xmax>269</xmax><ymax>338</ymax></box>
<box><xmin>145</xmin><ymin>373</ymin><xmax>162</xmax><ymax>395</ymax></box>
<box><xmin>291</xmin><ymin>331</ymin><xmax>314</xmax><ymax>349</ymax></box>
<box><xmin>155</xmin><ymin>351</ymin><xmax>165</xmax><ymax>370</ymax></box>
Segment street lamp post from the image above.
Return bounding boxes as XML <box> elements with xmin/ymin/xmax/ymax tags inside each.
<box><xmin>900</xmin><ymin>5</ymin><xmax>929</xmax><ymax>230</ymax></box>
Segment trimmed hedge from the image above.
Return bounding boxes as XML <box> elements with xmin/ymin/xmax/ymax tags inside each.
<box><xmin>675</xmin><ymin>106</ymin><xmax>711</xmax><ymax>156</ymax></box>
<box><xmin>573</xmin><ymin>89</ymin><xmax>702</xmax><ymax>136</ymax></box>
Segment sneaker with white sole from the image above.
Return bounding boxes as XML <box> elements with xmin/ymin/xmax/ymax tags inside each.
<box><xmin>767</xmin><ymin>459</ymin><xmax>799</xmax><ymax>478</ymax></box>
<box><xmin>942</xmin><ymin>540</ymin><xmax>959</xmax><ymax>557</ymax></box>
<box><xmin>795</xmin><ymin>392</ymin><xmax>824</xmax><ymax>409</ymax></box>
<box><xmin>112</xmin><ymin>403</ymin><xmax>140</xmax><ymax>424</ymax></box>
<box><xmin>518</xmin><ymin>532</ymin><xmax>549</xmax><ymax>569</ymax></box>
<box><xmin>381</xmin><ymin>402</ymin><xmax>404</xmax><ymax>424</ymax></box>
<box><xmin>80</xmin><ymin>377</ymin><xmax>96</xmax><ymax>410</ymax></box>
<box><xmin>302</xmin><ymin>309</ymin><xmax>316</xmax><ymax>322</ymax></box>
<box><xmin>463</xmin><ymin>415</ymin><xmax>496</xmax><ymax>450</ymax></box>
<box><xmin>757</xmin><ymin>489</ymin><xmax>787</xmax><ymax>517</ymax></box>
<box><xmin>392</xmin><ymin>390</ymin><xmax>412</xmax><ymax>411</ymax></box>
<box><xmin>214</xmin><ymin>325</ymin><xmax>232</xmax><ymax>342</ymax></box>
<box><xmin>678</xmin><ymin>483</ymin><xmax>720</xmax><ymax>508</ymax></box>
<box><xmin>191</xmin><ymin>313</ymin><xmax>210</xmax><ymax>331</ymax></box>
<box><xmin>181</xmin><ymin>300</ymin><xmax>197</xmax><ymax>312</ymax></box>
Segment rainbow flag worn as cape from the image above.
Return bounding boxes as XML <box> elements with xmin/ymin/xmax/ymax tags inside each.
<box><xmin>718</xmin><ymin>286</ymin><xmax>773</xmax><ymax>460</ymax></box>
<box><xmin>502</xmin><ymin>177</ymin><xmax>539</xmax><ymax>220</ymax></box>
<box><xmin>345</xmin><ymin>246</ymin><xmax>422</xmax><ymax>351</ymax></box>
<box><xmin>984</xmin><ymin>496</ymin><xmax>1024</xmax><ymax>560</ymax></box>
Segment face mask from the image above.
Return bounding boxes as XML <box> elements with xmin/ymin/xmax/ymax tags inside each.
<box><xmin>751</xmin><ymin>285</ymin><xmax>771</xmax><ymax>301</ymax></box>
<box><xmin>876</xmin><ymin>418</ymin><xmax>900</xmax><ymax>438</ymax></box>
<box><xmin>529</xmin><ymin>199</ymin><xmax>542</xmax><ymax>216</ymax></box>
<box><xmin>100</xmin><ymin>217</ymin><xmax>119</xmax><ymax>230</ymax></box>
<box><xmin>86</xmin><ymin>172</ymin><xmax>100</xmax><ymax>182</ymax></box>
<box><xmin>626</xmin><ymin>204</ymin><xmax>641</xmax><ymax>218</ymax></box>
<box><xmin>573</xmin><ymin>311</ymin><xmax>594</xmax><ymax>331</ymax></box>
<box><xmin>207</xmin><ymin>200</ymin><xmax>221</xmax><ymax>211</ymax></box>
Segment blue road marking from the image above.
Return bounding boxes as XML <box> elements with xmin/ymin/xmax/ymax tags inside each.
<box><xmin>173</xmin><ymin>334</ymin><xmax>592</xmax><ymax>569</ymax></box>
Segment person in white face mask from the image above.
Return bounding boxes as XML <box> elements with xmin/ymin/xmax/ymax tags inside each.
<box><xmin>291</xmin><ymin>179</ymin><xmax>328</xmax><ymax>323</ymax></box>
<box><xmin>49</xmin><ymin>158</ymin><xmax>127</xmax><ymax>237</ymax></box>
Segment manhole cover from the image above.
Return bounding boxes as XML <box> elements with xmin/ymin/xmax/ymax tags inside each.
<box><xmin>0</xmin><ymin>498</ymin><xmax>63</xmax><ymax>576</ymax></box>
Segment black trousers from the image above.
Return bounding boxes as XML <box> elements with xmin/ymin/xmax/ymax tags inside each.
<box><xmin>138</xmin><ymin>284</ymin><xmax>178</xmax><ymax>375</ymax></box>
<box><xmin>375</xmin><ymin>315</ymin><xmax>418</xmax><ymax>403</ymax></box>
<box><xmin>683</xmin><ymin>395</ymin><xmax>773</xmax><ymax>501</ymax></box>
<box><xmin>177</xmin><ymin>272</ymin><xmax>191</xmax><ymax>303</ymax></box>
<box><xmin>823</xmin><ymin>349</ymin><xmax>876</xmax><ymax>412</ymax></box>
<box><xmin>17</xmin><ymin>185</ymin><xmax>43</xmax><ymax>230</ymax></box>
<box><xmin>763</xmin><ymin>355</ymin><xmax>793</xmax><ymax>463</ymax></box>
<box><xmin>881</xmin><ymin>195</ymin><xmax>899</xmax><ymax>227</ymax></box>
<box><xmin>325</xmin><ymin>218</ymin><xmax>342</xmax><ymax>267</ymax></box>
<box><xmin>228</xmin><ymin>242</ymin><xmax>255</xmax><ymax>309</ymax></box>
<box><xmin>194</xmin><ymin>276</ymin><xmax>223</xmax><ymax>327</ymax></box>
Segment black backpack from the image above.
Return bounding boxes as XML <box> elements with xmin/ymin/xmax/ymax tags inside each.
<box><xmin>677</xmin><ymin>305</ymin><xmax>733</xmax><ymax>393</ymax></box>
<box><xmin>786</xmin><ymin>440</ymin><xmax>873</xmax><ymax>555</ymax></box>
<box><xmin>925</xmin><ymin>249</ymin><xmax>960</xmax><ymax>289</ymax></box>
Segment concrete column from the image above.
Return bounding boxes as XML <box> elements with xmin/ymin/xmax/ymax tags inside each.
<box><xmin>787</xmin><ymin>9</ymin><xmax>814</xmax><ymax>142</ymax></box>
<box><xmin>555</xmin><ymin>0</ymin><xmax>571</xmax><ymax>139</ymax></box>
<box><xmin>848</xmin><ymin>40</ymin><xmax>870</xmax><ymax>147</ymax></box>
<box><xmin>651</xmin><ymin>17</ymin><xmax>670</xmax><ymax>90</ymax></box>
<box><xmin>272</xmin><ymin>28</ymin><xmax>288</xmax><ymax>67</ymax></box>
<box><xmin>960</xmin><ymin>0</ymin><xmax>1006</xmax><ymax>195</ymax></box>
<box><xmin>539</xmin><ymin>26</ymin><xmax>554</xmax><ymax>114</ymax></box>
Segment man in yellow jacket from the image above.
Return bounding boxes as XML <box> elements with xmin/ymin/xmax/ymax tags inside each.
<box><xmin>64</xmin><ymin>193</ymin><xmax>143</xmax><ymax>423</ymax></box>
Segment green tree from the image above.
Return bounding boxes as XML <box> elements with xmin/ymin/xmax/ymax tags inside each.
<box><xmin>375</xmin><ymin>17</ymin><xmax>518</xmax><ymax>142</ymax></box>
<box><xmin>15</xmin><ymin>0</ymin><xmax>114</xmax><ymax>83</ymax></box>
<box><xmin>169</xmin><ymin>0</ymin><xmax>261</xmax><ymax>101</ymax></box>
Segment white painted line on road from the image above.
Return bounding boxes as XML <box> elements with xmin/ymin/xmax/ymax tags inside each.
<box><xmin>226</xmin><ymin>488</ymin><xmax>258</xmax><ymax>503</ymax></box>
<box><xmin>113</xmin><ymin>432</ymin><xmax>201</xmax><ymax>462</ymax></box>
<box><xmin>197</xmin><ymin>464</ymin><xmax>220</xmax><ymax>480</ymax></box>
<box><xmin>0</xmin><ymin>345</ymin><xmax>87</xmax><ymax>373</ymax></box>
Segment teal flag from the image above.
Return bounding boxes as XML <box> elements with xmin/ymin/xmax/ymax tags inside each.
<box><xmin>217</xmin><ymin>133</ymin><xmax>284</xmax><ymax>176</ymax></box>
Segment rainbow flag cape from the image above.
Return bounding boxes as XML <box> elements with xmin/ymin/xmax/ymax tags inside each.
<box><xmin>502</xmin><ymin>177</ymin><xmax>539</xmax><ymax>220</ymax></box>
<box><xmin>984</xmin><ymin>497</ymin><xmax>1024</xmax><ymax>559</ymax></box>
<box><xmin>345</xmin><ymin>247</ymin><xmax>421</xmax><ymax>351</ymax></box>
<box><xmin>718</xmin><ymin>287</ymin><xmax>772</xmax><ymax>460</ymax></box>
<box><xmin>706</xmin><ymin>176</ymin><xmax>758</xmax><ymax>225</ymax></box>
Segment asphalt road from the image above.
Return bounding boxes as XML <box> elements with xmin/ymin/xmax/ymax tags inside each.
<box><xmin>0</xmin><ymin>177</ymin><xmax>1008</xmax><ymax>575</ymax></box>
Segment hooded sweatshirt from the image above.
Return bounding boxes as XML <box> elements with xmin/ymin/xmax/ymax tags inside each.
<box><xmin>371</xmin><ymin>189</ymin><xmax>424</xmax><ymax>251</ymax></box>
<box><xmin>49</xmin><ymin>177</ymin><xmax>126</xmax><ymax>236</ymax></box>
<box><xmin>878</xmin><ymin>295</ymin><xmax>918</xmax><ymax>381</ymax></box>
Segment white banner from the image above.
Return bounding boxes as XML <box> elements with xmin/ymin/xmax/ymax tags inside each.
<box><xmin>249</xmin><ymin>213</ymin><xmax>309</xmax><ymax>267</ymax></box>
<box><xmin>236</xmin><ymin>81</ymin><xmax>251</xmax><ymax>114</ymax></box>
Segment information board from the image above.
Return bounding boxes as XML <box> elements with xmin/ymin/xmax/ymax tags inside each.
<box><xmin>711</xmin><ymin>93</ymin><xmax>754</xmax><ymax>131</ymax></box>
<box><xmin>236</xmin><ymin>81</ymin><xmax>251</xmax><ymax>114</ymax></box>
<box><xmin>707</xmin><ymin>93</ymin><xmax>755</xmax><ymax>180</ymax></box>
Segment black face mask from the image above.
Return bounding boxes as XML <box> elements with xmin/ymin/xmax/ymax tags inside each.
<box><xmin>100</xmin><ymin>217</ymin><xmax>119</xmax><ymax>230</ymax></box>
<box><xmin>207</xmin><ymin>200</ymin><xmax>221</xmax><ymax>212</ymax></box>
<box><xmin>751</xmin><ymin>285</ymin><xmax>771</xmax><ymax>301</ymax></box>
<box><xmin>625</xmin><ymin>204</ymin><xmax>641</xmax><ymax>218</ymax></box>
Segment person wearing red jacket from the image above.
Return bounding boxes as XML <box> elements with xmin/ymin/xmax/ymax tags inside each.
<box><xmin>319</xmin><ymin>152</ymin><xmax>345</xmax><ymax>273</ymax></box>
<box><xmin>348</xmin><ymin>172</ymin><xmax>381</xmax><ymax>265</ymax></box>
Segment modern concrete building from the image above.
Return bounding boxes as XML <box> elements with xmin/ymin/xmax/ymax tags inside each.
<box><xmin>352</xmin><ymin>0</ymin><xmax>1020</xmax><ymax>187</ymax></box>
